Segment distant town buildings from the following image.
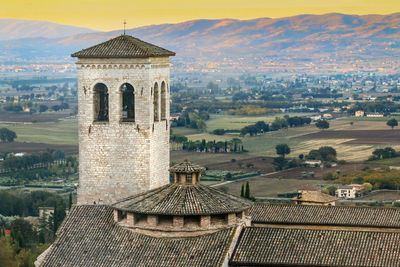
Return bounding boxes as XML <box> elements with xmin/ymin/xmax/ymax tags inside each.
<box><xmin>292</xmin><ymin>191</ymin><xmax>338</xmax><ymax>206</ymax></box>
<box><xmin>355</xmin><ymin>110</ymin><xmax>365</xmax><ymax>117</ymax></box>
<box><xmin>336</xmin><ymin>185</ymin><xmax>356</xmax><ymax>199</ymax></box>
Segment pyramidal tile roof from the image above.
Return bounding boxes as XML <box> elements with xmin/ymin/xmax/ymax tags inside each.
<box><xmin>112</xmin><ymin>183</ymin><xmax>253</xmax><ymax>216</ymax></box>
<box><xmin>169</xmin><ymin>159</ymin><xmax>206</xmax><ymax>173</ymax></box>
<box><xmin>71</xmin><ymin>35</ymin><xmax>175</xmax><ymax>58</ymax></box>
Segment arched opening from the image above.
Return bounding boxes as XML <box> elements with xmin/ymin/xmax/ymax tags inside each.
<box><xmin>161</xmin><ymin>81</ymin><xmax>167</xmax><ymax>120</ymax></box>
<box><xmin>93</xmin><ymin>83</ymin><xmax>109</xmax><ymax>122</ymax></box>
<box><xmin>121</xmin><ymin>83</ymin><xmax>135</xmax><ymax>122</ymax></box>
<box><xmin>153</xmin><ymin>82</ymin><xmax>159</xmax><ymax>122</ymax></box>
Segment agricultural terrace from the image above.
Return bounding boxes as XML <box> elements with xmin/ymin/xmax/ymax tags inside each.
<box><xmin>217</xmin><ymin>176</ymin><xmax>326</xmax><ymax>198</ymax></box>
<box><xmin>3</xmin><ymin>117</ymin><xmax>78</xmax><ymax>145</ymax></box>
<box><xmin>174</xmin><ymin>114</ymin><xmax>400</xmax><ymax>162</ymax></box>
<box><xmin>1</xmin><ymin>111</ymin><xmax>399</xmax><ymax>166</ymax></box>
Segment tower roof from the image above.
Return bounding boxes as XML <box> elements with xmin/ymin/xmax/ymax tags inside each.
<box><xmin>71</xmin><ymin>35</ymin><xmax>175</xmax><ymax>58</ymax></box>
<box><xmin>112</xmin><ymin>183</ymin><xmax>252</xmax><ymax>216</ymax></box>
<box><xmin>169</xmin><ymin>159</ymin><xmax>205</xmax><ymax>174</ymax></box>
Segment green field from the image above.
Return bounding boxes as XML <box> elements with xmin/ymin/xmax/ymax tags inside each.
<box><xmin>0</xmin><ymin>112</ymin><xmax>396</xmax><ymax>163</ymax></box>
<box><xmin>340</xmin><ymin>116</ymin><xmax>400</xmax><ymax>122</ymax></box>
<box><xmin>206</xmin><ymin>113</ymin><xmax>316</xmax><ymax>131</ymax></box>
<box><xmin>215</xmin><ymin>176</ymin><xmax>326</xmax><ymax>198</ymax></box>
<box><xmin>2</xmin><ymin>118</ymin><xmax>78</xmax><ymax>145</ymax></box>
<box><xmin>366</xmin><ymin>157</ymin><xmax>400</xmax><ymax>166</ymax></box>
<box><xmin>171</xmin><ymin>127</ymin><xmax>200</xmax><ymax>136</ymax></box>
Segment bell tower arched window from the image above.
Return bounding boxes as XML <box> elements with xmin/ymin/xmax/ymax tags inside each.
<box><xmin>121</xmin><ymin>83</ymin><xmax>135</xmax><ymax>122</ymax></box>
<box><xmin>93</xmin><ymin>83</ymin><xmax>109</xmax><ymax>122</ymax></box>
<box><xmin>153</xmin><ymin>82</ymin><xmax>159</xmax><ymax>122</ymax></box>
<box><xmin>161</xmin><ymin>81</ymin><xmax>167</xmax><ymax>120</ymax></box>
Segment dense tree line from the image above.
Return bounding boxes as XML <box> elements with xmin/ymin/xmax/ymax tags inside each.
<box><xmin>369</xmin><ymin>147</ymin><xmax>399</xmax><ymax>160</ymax></box>
<box><xmin>335</xmin><ymin>168</ymin><xmax>400</xmax><ymax>191</ymax></box>
<box><xmin>170</xmin><ymin>110</ymin><xmax>209</xmax><ymax>131</ymax></box>
<box><xmin>306</xmin><ymin>146</ymin><xmax>337</xmax><ymax>162</ymax></box>
<box><xmin>0</xmin><ymin>190</ymin><xmax>68</xmax><ymax>266</ymax></box>
<box><xmin>2</xmin><ymin>151</ymin><xmax>69</xmax><ymax>171</ymax></box>
<box><xmin>239</xmin><ymin>116</ymin><xmax>311</xmax><ymax>137</ymax></box>
<box><xmin>348</xmin><ymin>101</ymin><xmax>400</xmax><ymax>114</ymax></box>
<box><xmin>0</xmin><ymin>190</ymin><xmax>64</xmax><ymax>218</ymax></box>
<box><xmin>182</xmin><ymin>138</ymin><xmax>244</xmax><ymax>153</ymax></box>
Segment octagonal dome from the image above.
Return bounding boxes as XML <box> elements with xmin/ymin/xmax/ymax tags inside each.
<box><xmin>112</xmin><ymin>183</ymin><xmax>252</xmax><ymax>216</ymax></box>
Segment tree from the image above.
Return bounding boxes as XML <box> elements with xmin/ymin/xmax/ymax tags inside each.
<box><xmin>196</xmin><ymin>120</ymin><xmax>207</xmax><ymax>132</ymax></box>
<box><xmin>68</xmin><ymin>193</ymin><xmax>73</xmax><ymax>210</ymax></box>
<box><xmin>275</xmin><ymin>144</ymin><xmax>290</xmax><ymax>158</ymax></box>
<box><xmin>387</xmin><ymin>118</ymin><xmax>398</xmax><ymax>129</ymax></box>
<box><xmin>0</xmin><ymin>237</ymin><xmax>16</xmax><ymax>267</ymax></box>
<box><xmin>52</xmin><ymin>200</ymin><xmax>66</xmax><ymax>233</ymax></box>
<box><xmin>245</xmin><ymin>182</ymin><xmax>250</xmax><ymax>199</ymax></box>
<box><xmin>316</xmin><ymin>120</ymin><xmax>330</xmax><ymax>130</ymax></box>
<box><xmin>362</xmin><ymin>182</ymin><xmax>372</xmax><ymax>193</ymax></box>
<box><xmin>318</xmin><ymin>146</ymin><xmax>337</xmax><ymax>162</ymax></box>
<box><xmin>212</xmin><ymin>129</ymin><xmax>225</xmax><ymax>135</ymax></box>
<box><xmin>10</xmin><ymin>219</ymin><xmax>36</xmax><ymax>248</ymax></box>
<box><xmin>325</xmin><ymin>185</ymin><xmax>337</xmax><ymax>196</ymax></box>
<box><xmin>273</xmin><ymin>157</ymin><xmax>287</xmax><ymax>171</ymax></box>
<box><xmin>51</xmin><ymin>105</ymin><xmax>60</xmax><ymax>112</ymax></box>
<box><xmin>0</xmin><ymin>128</ymin><xmax>17</xmax><ymax>143</ymax></box>
<box><xmin>240</xmin><ymin>184</ymin><xmax>244</xmax><ymax>197</ymax></box>
<box><xmin>39</xmin><ymin>105</ymin><xmax>48</xmax><ymax>113</ymax></box>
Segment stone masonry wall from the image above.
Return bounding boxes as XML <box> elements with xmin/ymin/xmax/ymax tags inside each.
<box><xmin>76</xmin><ymin>57</ymin><xmax>171</xmax><ymax>204</ymax></box>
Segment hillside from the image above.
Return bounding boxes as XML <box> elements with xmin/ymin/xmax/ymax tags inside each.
<box><xmin>1</xmin><ymin>13</ymin><xmax>400</xmax><ymax>73</ymax></box>
<box><xmin>0</xmin><ymin>19</ymin><xmax>97</xmax><ymax>40</ymax></box>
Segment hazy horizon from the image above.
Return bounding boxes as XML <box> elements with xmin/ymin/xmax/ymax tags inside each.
<box><xmin>1</xmin><ymin>11</ymin><xmax>400</xmax><ymax>33</ymax></box>
<box><xmin>1</xmin><ymin>0</ymin><xmax>398</xmax><ymax>31</ymax></box>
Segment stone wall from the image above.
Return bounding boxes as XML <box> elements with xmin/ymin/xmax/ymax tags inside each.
<box><xmin>76</xmin><ymin>57</ymin><xmax>171</xmax><ymax>204</ymax></box>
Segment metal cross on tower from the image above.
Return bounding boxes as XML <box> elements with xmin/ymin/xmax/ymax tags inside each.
<box><xmin>123</xmin><ymin>20</ymin><xmax>127</xmax><ymax>35</ymax></box>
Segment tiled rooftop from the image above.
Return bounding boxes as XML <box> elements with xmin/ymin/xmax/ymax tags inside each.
<box><xmin>41</xmin><ymin>205</ymin><xmax>234</xmax><ymax>267</ymax></box>
<box><xmin>291</xmin><ymin>191</ymin><xmax>338</xmax><ymax>203</ymax></box>
<box><xmin>112</xmin><ymin>183</ymin><xmax>253</xmax><ymax>216</ymax></box>
<box><xmin>251</xmin><ymin>203</ymin><xmax>400</xmax><ymax>228</ymax></box>
<box><xmin>230</xmin><ymin>227</ymin><xmax>400</xmax><ymax>266</ymax></box>
<box><xmin>71</xmin><ymin>35</ymin><xmax>175</xmax><ymax>58</ymax></box>
<box><xmin>169</xmin><ymin>159</ymin><xmax>206</xmax><ymax>174</ymax></box>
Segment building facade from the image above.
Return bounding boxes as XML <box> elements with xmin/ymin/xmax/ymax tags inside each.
<box><xmin>72</xmin><ymin>35</ymin><xmax>175</xmax><ymax>204</ymax></box>
<box><xmin>336</xmin><ymin>185</ymin><xmax>356</xmax><ymax>199</ymax></box>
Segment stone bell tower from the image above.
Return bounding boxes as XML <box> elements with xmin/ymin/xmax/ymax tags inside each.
<box><xmin>71</xmin><ymin>35</ymin><xmax>175</xmax><ymax>204</ymax></box>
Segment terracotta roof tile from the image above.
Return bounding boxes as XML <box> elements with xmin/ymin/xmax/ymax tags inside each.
<box><xmin>230</xmin><ymin>227</ymin><xmax>400</xmax><ymax>266</ymax></box>
<box><xmin>291</xmin><ymin>191</ymin><xmax>338</xmax><ymax>203</ymax></box>
<box><xmin>251</xmin><ymin>203</ymin><xmax>400</xmax><ymax>228</ymax></box>
<box><xmin>41</xmin><ymin>205</ymin><xmax>234</xmax><ymax>267</ymax></box>
<box><xmin>112</xmin><ymin>184</ymin><xmax>253</xmax><ymax>215</ymax></box>
<box><xmin>71</xmin><ymin>35</ymin><xmax>175</xmax><ymax>58</ymax></box>
<box><xmin>169</xmin><ymin>160</ymin><xmax>206</xmax><ymax>173</ymax></box>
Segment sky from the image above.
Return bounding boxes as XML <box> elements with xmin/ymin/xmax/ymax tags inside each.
<box><xmin>1</xmin><ymin>0</ymin><xmax>399</xmax><ymax>31</ymax></box>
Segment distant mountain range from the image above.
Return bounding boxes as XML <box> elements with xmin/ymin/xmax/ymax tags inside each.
<box><xmin>1</xmin><ymin>14</ymin><xmax>400</xmax><ymax>71</ymax></box>
<box><xmin>0</xmin><ymin>19</ymin><xmax>97</xmax><ymax>40</ymax></box>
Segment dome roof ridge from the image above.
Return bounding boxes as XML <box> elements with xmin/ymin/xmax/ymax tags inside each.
<box><xmin>112</xmin><ymin>183</ymin><xmax>252</xmax><ymax>216</ymax></box>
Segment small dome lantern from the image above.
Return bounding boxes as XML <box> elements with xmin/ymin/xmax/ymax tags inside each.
<box><xmin>169</xmin><ymin>159</ymin><xmax>205</xmax><ymax>185</ymax></box>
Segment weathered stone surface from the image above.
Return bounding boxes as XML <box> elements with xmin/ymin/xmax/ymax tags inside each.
<box><xmin>76</xmin><ymin>57</ymin><xmax>171</xmax><ymax>204</ymax></box>
<box><xmin>200</xmin><ymin>216</ymin><xmax>211</xmax><ymax>228</ymax></box>
<box><xmin>173</xmin><ymin>216</ymin><xmax>184</xmax><ymax>228</ymax></box>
